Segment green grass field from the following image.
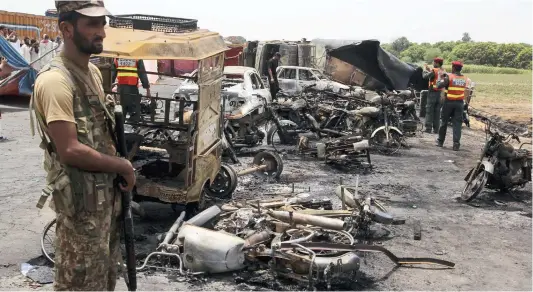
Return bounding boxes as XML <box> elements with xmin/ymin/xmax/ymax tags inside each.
<box><xmin>442</xmin><ymin>65</ymin><xmax>530</xmax><ymax>75</ymax></box>
<box><xmin>469</xmin><ymin>72</ymin><xmax>532</xmax><ymax>124</ymax></box>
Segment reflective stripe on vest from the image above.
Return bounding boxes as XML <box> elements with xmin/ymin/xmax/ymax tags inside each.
<box><xmin>445</xmin><ymin>74</ymin><xmax>467</xmax><ymax>100</ymax></box>
<box><xmin>429</xmin><ymin>68</ymin><xmax>443</xmax><ymax>91</ymax></box>
<box><xmin>115</xmin><ymin>58</ymin><xmax>139</xmax><ymax>86</ymax></box>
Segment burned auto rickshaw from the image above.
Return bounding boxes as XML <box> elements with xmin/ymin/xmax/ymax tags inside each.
<box><xmin>94</xmin><ymin>16</ymin><xmax>283</xmax><ymax>215</ymax></box>
<box><xmin>94</xmin><ymin>17</ymin><xmax>247</xmax><ymax>215</ymax></box>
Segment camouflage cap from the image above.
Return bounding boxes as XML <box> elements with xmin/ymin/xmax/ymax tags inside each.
<box><xmin>55</xmin><ymin>1</ymin><xmax>111</xmax><ymax>17</ymax></box>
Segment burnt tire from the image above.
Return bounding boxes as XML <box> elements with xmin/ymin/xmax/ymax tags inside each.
<box><xmin>371</xmin><ymin>129</ymin><xmax>402</xmax><ymax>155</ymax></box>
<box><xmin>266</xmin><ymin>124</ymin><xmax>298</xmax><ymax>147</ymax></box>
<box><xmin>252</xmin><ymin>151</ymin><xmax>284</xmax><ymax>181</ymax></box>
<box><xmin>205</xmin><ymin>164</ymin><xmax>238</xmax><ymax>200</ymax></box>
<box><xmin>461</xmin><ymin>168</ymin><xmax>488</xmax><ymax>202</ymax></box>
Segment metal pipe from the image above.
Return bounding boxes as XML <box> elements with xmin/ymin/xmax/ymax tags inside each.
<box><xmin>237</xmin><ymin>165</ymin><xmax>267</xmax><ymax>176</ymax></box>
<box><xmin>294</xmin><ymin>209</ymin><xmax>354</xmax><ymax>217</ymax></box>
<box><xmin>244</xmin><ymin>230</ymin><xmax>272</xmax><ymax>247</ymax></box>
<box><xmin>267</xmin><ymin>210</ymin><xmax>346</xmax><ymax>230</ymax></box>
<box><xmin>318</xmin><ymin>128</ymin><xmax>344</xmax><ymax>136</ymax></box>
<box><xmin>186</xmin><ymin>205</ymin><xmax>221</xmax><ymax>227</ymax></box>
<box><xmin>161</xmin><ymin>211</ymin><xmax>186</xmax><ymax>246</ymax></box>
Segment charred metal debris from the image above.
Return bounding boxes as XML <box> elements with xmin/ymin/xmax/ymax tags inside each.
<box><xmin>136</xmin><ymin>183</ymin><xmax>455</xmax><ymax>290</ymax></box>
<box><xmin>221</xmin><ymin>83</ymin><xmax>423</xmax><ymax>171</ymax></box>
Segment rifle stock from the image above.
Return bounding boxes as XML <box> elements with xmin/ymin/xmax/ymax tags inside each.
<box><xmin>114</xmin><ymin>105</ymin><xmax>137</xmax><ymax>291</ymax></box>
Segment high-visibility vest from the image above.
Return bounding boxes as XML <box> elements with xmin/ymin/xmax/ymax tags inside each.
<box><xmin>428</xmin><ymin>68</ymin><xmax>444</xmax><ymax>91</ymax></box>
<box><xmin>115</xmin><ymin>58</ymin><xmax>139</xmax><ymax>86</ymax></box>
<box><xmin>445</xmin><ymin>73</ymin><xmax>467</xmax><ymax>101</ymax></box>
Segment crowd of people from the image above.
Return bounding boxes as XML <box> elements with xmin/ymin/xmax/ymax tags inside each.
<box><xmin>0</xmin><ymin>25</ymin><xmax>63</xmax><ymax>71</ymax></box>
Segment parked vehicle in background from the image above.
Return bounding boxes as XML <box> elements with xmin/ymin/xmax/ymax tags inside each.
<box><xmin>0</xmin><ymin>10</ymin><xmax>59</xmax><ymax>40</ymax></box>
<box><xmin>173</xmin><ymin>69</ymin><xmax>199</xmax><ymax>102</ymax></box>
<box><xmin>220</xmin><ymin>66</ymin><xmax>271</xmax><ymax>116</ymax></box>
<box><xmin>276</xmin><ymin>65</ymin><xmax>359</xmax><ymax>96</ymax></box>
<box><xmin>173</xmin><ymin>66</ymin><xmax>271</xmax><ymax>109</ymax></box>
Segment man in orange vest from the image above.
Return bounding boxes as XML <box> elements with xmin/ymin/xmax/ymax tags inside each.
<box><xmin>436</xmin><ymin>61</ymin><xmax>468</xmax><ymax>151</ymax></box>
<box><xmin>423</xmin><ymin>57</ymin><xmax>445</xmax><ymax>133</ymax></box>
<box><xmin>111</xmin><ymin>58</ymin><xmax>151</xmax><ymax>122</ymax></box>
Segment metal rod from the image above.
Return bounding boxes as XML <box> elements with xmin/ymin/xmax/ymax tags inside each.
<box><xmin>237</xmin><ymin>165</ymin><xmax>267</xmax><ymax>176</ymax></box>
<box><xmin>164</xmin><ymin>100</ymin><xmax>171</xmax><ymax>124</ymax></box>
<box><xmin>355</xmin><ymin>175</ymin><xmax>360</xmax><ymax>203</ymax></box>
<box><xmin>341</xmin><ymin>185</ymin><xmax>346</xmax><ymax>210</ymax></box>
<box><xmin>111</xmin><ymin>68</ymin><xmax>197</xmax><ymax>80</ymax></box>
<box><xmin>268</xmin><ymin>210</ymin><xmax>346</xmax><ymax>230</ymax></box>
<box><xmin>178</xmin><ymin>99</ymin><xmax>185</xmax><ymax>126</ymax></box>
<box><xmin>160</xmin><ymin>211</ymin><xmax>186</xmax><ymax>248</ymax></box>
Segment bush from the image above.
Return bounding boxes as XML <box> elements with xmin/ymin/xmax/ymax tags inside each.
<box><xmin>424</xmin><ymin>48</ymin><xmax>442</xmax><ymax>63</ymax></box>
<box><xmin>381</xmin><ymin>37</ymin><xmax>532</xmax><ymax>70</ymax></box>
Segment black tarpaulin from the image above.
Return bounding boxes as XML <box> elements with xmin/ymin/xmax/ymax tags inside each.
<box><xmin>328</xmin><ymin>40</ymin><xmax>417</xmax><ymax>91</ymax></box>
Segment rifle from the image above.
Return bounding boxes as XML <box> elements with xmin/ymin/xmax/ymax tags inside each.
<box><xmin>114</xmin><ymin>105</ymin><xmax>137</xmax><ymax>291</ymax></box>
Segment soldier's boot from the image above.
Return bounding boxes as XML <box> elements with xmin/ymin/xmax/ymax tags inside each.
<box><xmin>453</xmin><ymin>143</ymin><xmax>460</xmax><ymax>151</ymax></box>
<box><xmin>436</xmin><ymin>138</ymin><xmax>443</xmax><ymax>147</ymax></box>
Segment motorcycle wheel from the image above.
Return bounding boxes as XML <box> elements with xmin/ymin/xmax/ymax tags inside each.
<box><xmin>371</xmin><ymin>129</ymin><xmax>402</xmax><ymax>155</ymax></box>
<box><xmin>267</xmin><ymin>124</ymin><xmax>298</xmax><ymax>149</ymax></box>
<box><xmin>461</xmin><ymin>169</ymin><xmax>488</xmax><ymax>202</ymax></box>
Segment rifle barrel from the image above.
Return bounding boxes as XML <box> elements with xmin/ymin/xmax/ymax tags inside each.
<box><xmin>114</xmin><ymin>105</ymin><xmax>137</xmax><ymax>291</ymax></box>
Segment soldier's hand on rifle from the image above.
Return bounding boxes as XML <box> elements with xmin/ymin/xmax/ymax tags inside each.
<box><xmin>119</xmin><ymin>159</ymin><xmax>136</xmax><ymax>192</ymax></box>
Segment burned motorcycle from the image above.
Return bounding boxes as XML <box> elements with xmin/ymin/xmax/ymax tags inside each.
<box><xmin>391</xmin><ymin>90</ymin><xmax>422</xmax><ymax>135</ymax></box>
<box><xmin>461</xmin><ymin>118</ymin><xmax>532</xmax><ymax>202</ymax></box>
<box><xmin>267</xmin><ymin>90</ymin><xmax>322</xmax><ymax>145</ymax></box>
<box><xmin>223</xmin><ymin>92</ymin><xmax>270</xmax><ymax>149</ymax></box>
<box><xmin>361</xmin><ymin>93</ymin><xmax>404</xmax><ymax>155</ymax></box>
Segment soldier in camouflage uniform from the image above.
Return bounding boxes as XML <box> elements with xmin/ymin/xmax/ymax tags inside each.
<box><xmin>30</xmin><ymin>1</ymin><xmax>136</xmax><ymax>290</ymax></box>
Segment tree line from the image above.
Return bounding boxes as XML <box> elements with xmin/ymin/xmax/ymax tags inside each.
<box><xmin>381</xmin><ymin>33</ymin><xmax>532</xmax><ymax>70</ymax></box>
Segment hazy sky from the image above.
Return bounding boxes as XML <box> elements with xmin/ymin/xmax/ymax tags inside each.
<box><xmin>5</xmin><ymin>0</ymin><xmax>533</xmax><ymax>44</ymax></box>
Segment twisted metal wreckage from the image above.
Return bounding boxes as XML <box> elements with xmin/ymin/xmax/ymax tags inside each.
<box><xmin>138</xmin><ymin>184</ymin><xmax>455</xmax><ymax>290</ymax></box>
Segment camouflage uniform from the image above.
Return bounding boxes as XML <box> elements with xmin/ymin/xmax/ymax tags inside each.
<box><xmin>30</xmin><ymin>2</ymin><xmax>120</xmax><ymax>290</ymax></box>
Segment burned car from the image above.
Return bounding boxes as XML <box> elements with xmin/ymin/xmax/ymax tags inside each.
<box><xmin>172</xmin><ymin>66</ymin><xmax>274</xmax><ymax>149</ymax></box>
<box><xmin>276</xmin><ymin>65</ymin><xmax>364</xmax><ymax>97</ymax></box>
<box><xmin>173</xmin><ymin>66</ymin><xmax>271</xmax><ymax>105</ymax></box>
<box><xmin>172</xmin><ymin>69</ymin><xmax>200</xmax><ymax>102</ymax></box>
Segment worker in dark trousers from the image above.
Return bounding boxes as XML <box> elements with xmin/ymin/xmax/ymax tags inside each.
<box><xmin>267</xmin><ymin>52</ymin><xmax>281</xmax><ymax>100</ymax></box>
<box><xmin>436</xmin><ymin>61</ymin><xmax>468</xmax><ymax>151</ymax></box>
<box><xmin>422</xmin><ymin>57</ymin><xmax>445</xmax><ymax>133</ymax></box>
<box><xmin>419</xmin><ymin>90</ymin><xmax>428</xmax><ymax>117</ymax></box>
<box><xmin>112</xmin><ymin>58</ymin><xmax>151</xmax><ymax>122</ymax></box>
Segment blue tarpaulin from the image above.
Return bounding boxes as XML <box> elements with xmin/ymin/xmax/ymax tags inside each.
<box><xmin>0</xmin><ymin>36</ymin><xmax>37</xmax><ymax>96</ymax></box>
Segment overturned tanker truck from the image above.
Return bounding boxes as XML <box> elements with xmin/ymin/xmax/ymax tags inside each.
<box><xmin>327</xmin><ymin>40</ymin><xmax>425</xmax><ymax>142</ymax></box>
